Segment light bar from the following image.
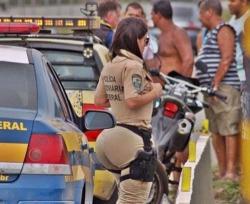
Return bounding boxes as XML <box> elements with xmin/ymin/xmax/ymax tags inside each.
<box><xmin>0</xmin><ymin>23</ymin><xmax>40</xmax><ymax>34</ymax></box>
<box><xmin>0</xmin><ymin>17</ymin><xmax>100</xmax><ymax>30</ymax></box>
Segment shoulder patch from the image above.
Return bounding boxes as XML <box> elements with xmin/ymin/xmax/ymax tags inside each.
<box><xmin>132</xmin><ymin>74</ymin><xmax>142</xmax><ymax>91</ymax></box>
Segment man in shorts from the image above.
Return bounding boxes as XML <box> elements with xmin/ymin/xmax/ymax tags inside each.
<box><xmin>197</xmin><ymin>0</ymin><xmax>241</xmax><ymax>181</ymax></box>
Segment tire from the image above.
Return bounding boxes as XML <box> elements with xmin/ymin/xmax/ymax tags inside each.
<box><xmin>93</xmin><ymin>161</ymin><xmax>168</xmax><ymax>204</ymax></box>
<box><xmin>147</xmin><ymin>160</ymin><xmax>169</xmax><ymax>204</ymax></box>
<box><xmin>93</xmin><ymin>187</ymin><xmax>118</xmax><ymax>204</ymax></box>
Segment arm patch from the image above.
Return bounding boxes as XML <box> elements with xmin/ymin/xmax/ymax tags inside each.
<box><xmin>132</xmin><ymin>74</ymin><xmax>142</xmax><ymax>91</ymax></box>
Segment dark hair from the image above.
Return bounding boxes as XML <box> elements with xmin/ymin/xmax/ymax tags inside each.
<box><xmin>98</xmin><ymin>1</ymin><xmax>119</xmax><ymax>18</ymax></box>
<box><xmin>125</xmin><ymin>2</ymin><xmax>145</xmax><ymax>18</ymax></box>
<box><xmin>153</xmin><ymin>0</ymin><xmax>172</xmax><ymax>19</ymax></box>
<box><xmin>111</xmin><ymin>17</ymin><xmax>148</xmax><ymax>59</ymax></box>
<box><xmin>198</xmin><ymin>0</ymin><xmax>222</xmax><ymax>16</ymax></box>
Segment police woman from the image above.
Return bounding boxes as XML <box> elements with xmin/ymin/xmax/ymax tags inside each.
<box><xmin>95</xmin><ymin>17</ymin><xmax>162</xmax><ymax>203</ymax></box>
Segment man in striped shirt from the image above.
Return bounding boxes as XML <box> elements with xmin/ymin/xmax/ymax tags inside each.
<box><xmin>197</xmin><ymin>0</ymin><xmax>241</xmax><ymax>181</ymax></box>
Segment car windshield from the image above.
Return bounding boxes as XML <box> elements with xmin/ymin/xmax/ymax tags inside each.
<box><xmin>41</xmin><ymin>50</ymin><xmax>99</xmax><ymax>90</ymax></box>
<box><xmin>0</xmin><ymin>61</ymin><xmax>37</xmax><ymax>110</ymax></box>
<box><xmin>53</xmin><ymin>65</ymin><xmax>96</xmax><ymax>80</ymax></box>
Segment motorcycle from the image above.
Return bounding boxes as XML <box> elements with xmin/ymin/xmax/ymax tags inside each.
<box><xmin>149</xmin><ymin>65</ymin><xmax>226</xmax><ymax>203</ymax></box>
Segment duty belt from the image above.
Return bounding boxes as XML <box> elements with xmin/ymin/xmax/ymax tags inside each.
<box><xmin>107</xmin><ymin>124</ymin><xmax>155</xmax><ymax>178</ymax></box>
<box><xmin>117</xmin><ymin>123</ymin><xmax>152</xmax><ymax>151</ymax></box>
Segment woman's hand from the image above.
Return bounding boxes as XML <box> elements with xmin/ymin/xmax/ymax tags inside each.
<box><xmin>151</xmin><ymin>83</ymin><xmax>163</xmax><ymax>98</ymax></box>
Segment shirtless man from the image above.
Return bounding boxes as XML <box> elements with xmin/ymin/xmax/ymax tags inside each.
<box><xmin>149</xmin><ymin>1</ymin><xmax>194</xmax><ymax>193</ymax></box>
<box><xmin>146</xmin><ymin>0</ymin><xmax>193</xmax><ymax>76</ymax></box>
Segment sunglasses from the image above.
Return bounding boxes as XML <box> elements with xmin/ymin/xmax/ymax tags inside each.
<box><xmin>145</xmin><ymin>36</ymin><xmax>150</xmax><ymax>46</ymax></box>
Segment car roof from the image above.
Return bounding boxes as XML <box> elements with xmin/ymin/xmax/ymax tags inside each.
<box><xmin>0</xmin><ymin>34</ymin><xmax>107</xmax><ymax>51</ymax></box>
<box><xmin>26</xmin><ymin>37</ymin><xmax>84</xmax><ymax>45</ymax></box>
<box><xmin>0</xmin><ymin>45</ymin><xmax>29</xmax><ymax>64</ymax></box>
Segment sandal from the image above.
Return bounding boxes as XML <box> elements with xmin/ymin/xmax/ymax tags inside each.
<box><xmin>224</xmin><ymin>173</ymin><xmax>239</xmax><ymax>182</ymax></box>
<box><xmin>213</xmin><ymin>171</ymin><xmax>225</xmax><ymax>180</ymax></box>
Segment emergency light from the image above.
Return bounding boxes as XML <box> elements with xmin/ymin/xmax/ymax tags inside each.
<box><xmin>0</xmin><ymin>23</ymin><xmax>40</xmax><ymax>34</ymax></box>
<box><xmin>0</xmin><ymin>17</ymin><xmax>100</xmax><ymax>30</ymax></box>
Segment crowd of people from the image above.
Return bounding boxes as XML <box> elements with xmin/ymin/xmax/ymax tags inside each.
<box><xmin>94</xmin><ymin>0</ymin><xmax>250</xmax><ymax>203</ymax></box>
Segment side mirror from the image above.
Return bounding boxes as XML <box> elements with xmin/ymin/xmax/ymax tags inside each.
<box><xmin>152</xmin><ymin>98</ymin><xmax>161</xmax><ymax>117</ymax></box>
<box><xmin>84</xmin><ymin>110</ymin><xmax>116</xmax><ymax>130</ymax></box>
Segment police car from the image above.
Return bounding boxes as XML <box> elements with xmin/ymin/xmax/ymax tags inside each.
<box><xmin>0</xmin><ymin>18</ymin><xmax>117</xmax><ymax>202</ymax></box>
<box><xmin>0</xmin><ymin>41</ymin><xmax>116</xmax><ymax>203</ymax></box>
<box><xmin>0</xmin><ymin>17</ymin><xmax>109</xmax><ymax>118</ymax></box>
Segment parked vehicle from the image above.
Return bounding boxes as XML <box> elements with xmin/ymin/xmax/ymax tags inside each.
<box><xmin>0</xmin><ymin>18</ymin><xmax>170</xmax><ymax>204</ymax></box>
<box><xmin>150</xmin><ymin>65</ymin><xmax>226</xmax><ymax>200</ymax></box>
<box><xmin>0</xmin><ymin>43</ymin><xmax>115</xmax><ymax>203</ymax></box>
<box><xmin>0</xmin><ymin>17</ymin><xmax>118</xmax><ymax>203</ymax></box>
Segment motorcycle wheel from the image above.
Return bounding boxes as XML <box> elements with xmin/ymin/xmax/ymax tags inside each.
<box><xmin>94</xmin><ymin>161</ymin><xmax>168</xmax><ymax>204</ymax></box>
<box><xmin>147</xmin><ymin>160</ymin><xmax>169</xmax><ymax>204</ymax></box>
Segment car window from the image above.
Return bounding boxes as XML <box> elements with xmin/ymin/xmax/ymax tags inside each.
<box><xmin>0</xmin><ymin>61</ymin><xmax>37</xmax><ymax>110</ymax></box>
<box><xmin>50</xmin><ymin>62</ymin><xmax>75</xmax><ymax>121</ymax></box>
<box><xmin>45</xmin><ymin>61</ymin><xmax>74</xmax><ymax>121</ymax></box>
<box><xmin>41</xmin><ymin>50</ymin><xmax>99</xmax><ymax>90</ymax></box>
<box><xmin>42</xmin><ymin>50</ymin><xmax>84</xmax><ymax>64</ymax></box>
<box><xmin>53</xmin><ymin>65</ymin><xmax>96</xmax><ymax>80</ymax></box>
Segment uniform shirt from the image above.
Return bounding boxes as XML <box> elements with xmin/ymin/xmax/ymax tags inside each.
<box><xmin>229</xmin><ymin>10</ymin><xmax>250</xmax><ymax>81</ymax></box>
<box><xmin>196</xmin><ymin>23</ymin><xmax>240</xmax><ymax>90</ymax></box>
<box><xmin>95</xmin><ymin>49</ymin><xmax>153</xmax><ymax>129</ymax></box>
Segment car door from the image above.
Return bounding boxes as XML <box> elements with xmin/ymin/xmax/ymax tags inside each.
<box><xmin>44</xmin><ymin>59</ymin><xmax>94</xmax><ymax>190</ymax></box>
<box><xmin>0</xmin><ymin>61</ymin><xmax>37</xmax><ymax>182</ymax></box>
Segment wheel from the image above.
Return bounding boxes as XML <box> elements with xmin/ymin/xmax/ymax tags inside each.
<box><xmin>147</xmin><ymin>160</ymin><xmax>169</xmax><ymax>204</ymax></box>
<box><xmin>94</xmin><ymin>160</ymin><xmax>168</xmax><ymax>204</ymax></box>
<box><xmin>93</xmin><ymin>187</ymin><xmax>118</xmax><ymax>204</ymax></box>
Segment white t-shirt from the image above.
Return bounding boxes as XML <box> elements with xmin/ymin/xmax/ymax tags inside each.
<box><xmin>143</xmin><ymin>34</ymin><xmax>158</xmax><ymax>60</ymax></box>
<box><xmin>229</xmin><ymin>10</ymin><xmax>250</xmax><ymax>82</ymax></box>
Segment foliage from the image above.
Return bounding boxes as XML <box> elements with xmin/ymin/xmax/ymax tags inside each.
<box><xmin>213</xmin><ymin>169</ymin><xmax>241</xmax><ymax>204</ymax></box>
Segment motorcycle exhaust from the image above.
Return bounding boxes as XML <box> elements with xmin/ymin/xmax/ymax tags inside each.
<box><xmin>178</xmin><ymin>118</ymin><xmax>193</xmax><ymax>135</ymax></box>
<box><xmin>169</xmin><ymin>118</ymin><xmax>194</xmax><ymax>152</ymax></box>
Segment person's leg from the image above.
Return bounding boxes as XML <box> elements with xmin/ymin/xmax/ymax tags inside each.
<box><xmin>212</xmin><ymin>133</ymin><xmax>226</xmax><ymax>178</ymax></box>
<box><xmin>117</xmin><ymin>180</ymin><xmax>152</xmax><ymax>204</ymax></box>
<box><xmin>173</xmin><ymin>148</ymin><xmax>188</xmax><ymax>182</ymax></box>
<box><xmin>96</xmin><ymin>131</ymin><xmax>120</xmax><ymax>170</ymax></box>
<box><xmin>99</xmin><ymin>127</ymin><xmax>153</xmax><ymax>203</ymax></box>
<box><xmin>117</xmin><ymin>168</ymin><xmax>152</xmax><ymax>204</ymax></box>
<box><xmin>217</xmin><ymin>84</ymin><xmax>241</xmax><ymax>180</ymax></box>
<box><xmin>225</xmin><ymin>134</ymin><xmax>238</xmax><ymax>180</ymax></box>
<box><xmin>204</xmin><ymin>96</ymin><xmax>226</xmax><ymax>177</ymax></box>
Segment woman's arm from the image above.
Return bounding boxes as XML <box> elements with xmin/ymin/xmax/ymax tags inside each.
<box><xmin>94</xmin><ymin>71</ymin><xmax>110</xmax><ymax>107</ymax></box>
<box><xmin>94</xmin><ymin>97</ymin><xmax>110</xmax><ymax>107</ymax></box>
<box><xmin>125</xmin><ymin>83</ymin><xmax>162</xmax><ymax>109</ymax></box>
